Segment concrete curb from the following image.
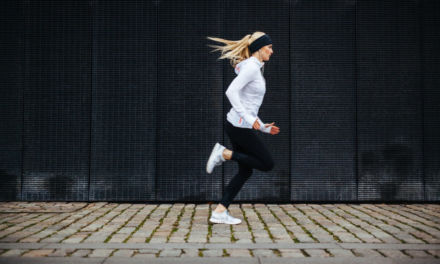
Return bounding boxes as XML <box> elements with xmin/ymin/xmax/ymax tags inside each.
<box><xmin>0</xmin><ymin>242</ymin><xmax>439</xmax><ymax>250</ymax></box>
<box><xmin>0</xmin><ymin>256</ymin><xmax>438</xmax><ymax>264</ymax></box>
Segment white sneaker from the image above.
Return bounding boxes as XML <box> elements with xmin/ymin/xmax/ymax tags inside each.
<box><xmin>206</xmin><ymin>142</ymin><xmax>226</xmax><ymax>174</ymax></box>
<box><xmin>209</xmin><ymin>210</ymin><xmax>242</xmax><ymax>225</ymax></box>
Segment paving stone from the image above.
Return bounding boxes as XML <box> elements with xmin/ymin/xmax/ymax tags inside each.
<box><xmin>428</xmin><ymin>250</ymin><xmax>440</xmax><ymax>258</ymax></box>
<box><xmin>404</xmin><ymin>249</ymin><xmax>435</xmax><ymax>258</ymax></box>
<box><xmin>1</xmin><ymin>249</ymin><xmax>29</xmax><ymax>257</ymax></box>
<box><xmin>71</xmin><ymin>249</ymin><xmax>92</xmax><ymax>257</ymax></box>
<box><xmin>279</xmin><ymin>248</ymin><xmax>304</xmax><ymax>257</ymax></box>
<box><xmin>305</xmin><ymin>249</ymin><xmax>331</xmax><ymax>258</ymax></box>
<box><xmin>47</xmin><ymin>248</ymin><xmax>76</xmax><ymax>257</ymax></box>
<box><xmin>202</xmin><ymin>249</ymin><xmax>224</xmax><ymax>257</ymax></box>
<box><xmin>352</xmin><ymin>249</ymin><xmax>384</xmax><ymax>257</ymax></box>
<box><xmin>111</xmin><ymin>249</ymin><xmax>135</xmax><ymax>257</ymax></box>
<box><xmin>227</xmin><ymin>249</ymin><xmax>252</xmax><ymax>257</ymax></box>
<box><xmin>22</xmin><ymin>249</ymin><xmax>55</xmax><ymax>257</ymax></box>
<box><xmin>379</xmin><ymin>249</ymin><xmax>411</xmax><ymax>258</ymax></box>
<box><xmin>138</xmin><ymin>249</ymin><xmax>160</xmax><ymax>254</ymax></box>
<box><xmin>89</xmin><ymin>249</ymin><xmax>114</xmax><ymax>258</ymax></box>
<box><xmin>158</xmin><ymin>249</ymin><xmax>181</xmax><ymax>257</ymax></box>
<box><xmin>132</xmin><ymin>253</ymin><xmax>157</xmax><ymax>258</ymax></box>
<box><xmin>327</xmin><ymin>248</ymin><xmax>354</xmax><ymax>257</ymax></box>
<box><xmin>252</xmin><ymin>249</ymin><xmax>276</xmax><ymax>257</ymax></box>
<box><xmin>181</xmin><ymin>248</ymin><xmax>199</xmax><ymax>257</ymax></box>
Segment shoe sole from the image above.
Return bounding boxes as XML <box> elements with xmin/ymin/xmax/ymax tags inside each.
<box><xmin>209</xmin><ymin>218</ymin><xmax>241</xmax><ymax>225</ymax></box>
<box><xmin>206</xmin><ymin>143</ymin><xmax>220</xmax><ymax>174</ymax></box>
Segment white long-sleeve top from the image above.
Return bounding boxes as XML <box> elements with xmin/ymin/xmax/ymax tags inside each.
<box><xmin>226</xmin><ymin>56</ymin><xmax>271</xmax><ymax>133</ymax></box>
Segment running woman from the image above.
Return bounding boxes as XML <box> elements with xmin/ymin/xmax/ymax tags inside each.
<box><xmin>205</xmin><ymin>32</ymin><xmax>280</xmax><ymax>225</ymax></box>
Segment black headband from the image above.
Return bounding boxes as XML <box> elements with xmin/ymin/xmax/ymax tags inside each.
<box><xmin>249</xmin><ymin>34</ymin><xmax>272</xmax><ymax>54</ymax></box>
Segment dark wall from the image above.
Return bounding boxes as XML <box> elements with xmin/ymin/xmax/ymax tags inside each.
<box><xmin>0</xmin><ymin>0</ymin><xmax>439</xmax><ymax>202</ymax></box>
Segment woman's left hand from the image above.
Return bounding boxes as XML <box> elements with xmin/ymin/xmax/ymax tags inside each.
<box><xmin>265</xmin><ymin>122</ymin><xmax>280</xmax><ymax>135</ymax></box>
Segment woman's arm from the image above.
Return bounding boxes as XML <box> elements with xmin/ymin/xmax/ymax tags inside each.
<box><xmin>225</xmin><ymin>65</ymin><xmax>259</xmax><ymax>125</ymax></box>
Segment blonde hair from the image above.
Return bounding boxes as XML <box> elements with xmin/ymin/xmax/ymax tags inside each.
<box><xmin>207</xmin><ymin>31</ymin><xmax>266</xmax><ymax>68</ymax></box>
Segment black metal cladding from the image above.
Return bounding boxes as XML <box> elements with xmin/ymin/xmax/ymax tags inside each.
<box><xmin>0</xmin><ymin>0</ymin><xmax>438</xmax><ymax>202</ymax></box>
<box><xmin>0</xmin><ymin>1</ymin><xmax>23</xmax><ymax>201</ymax></box>
<box><xmin>21</xmin><ymin>0</ymin><xmax>91</xmax><ymax>201</ymax></box>
<box><xmin>88</xmin><ymin>1</ymin><xmax>156</xmax><ymax>201</ymax></box>
<box><xmin>290</xmin><ymin>0</ymin><xmax>357</xmax><ymax>201</ymax></box>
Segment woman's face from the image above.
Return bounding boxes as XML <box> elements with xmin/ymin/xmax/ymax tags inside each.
<box><xmin>260</xmin><ymin>44</ymin><xmax>273</xmax><ymax>61</ymax></box>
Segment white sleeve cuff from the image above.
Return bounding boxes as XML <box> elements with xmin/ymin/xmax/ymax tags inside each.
<box><xmin>257</xmin><ymin>118</ymin><xmax>272</xmax><ymax>134</ymax></box>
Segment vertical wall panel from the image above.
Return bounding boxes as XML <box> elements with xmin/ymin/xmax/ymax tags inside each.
<box><xmin>89</xmin><ymin>0</ymin><xmax>156</xmax><ymax>201</ymax></box>
<box><xmin>290</xmin><ymin>0</ymin><xmax>357</xmax><ymax>201</ymax></box>
<box><xmin>22</xmin><ymin>0</ymin><xmax>90</xmax><ymax>200</ymax></box>
<box><xmin>1</xmin><ymin>0</ymin><xmax>438</xmax><ymax>202</ymax></box>
<box><xmin>422</xmin><ymin>0</ymin><xmax>440</xmax><ymax>201</ymax></box>
<box><xmin>357</xmin><ymin>0</ymin><xmax>423</xmax><ymax>201</ymax></box>
<box><xmin>156</xmin><ymin>0</ymin><xmax>223</xmax><ymax>201</ymax></box>
<box><xmin>0</xmin><ymin>1</ymin><xmax>22</xmax><ymax>200</ymax></box>
<box><xmin>222</xmin><ymin>0</ymin><xmax>290</xmax><ymax>203</ymax></box>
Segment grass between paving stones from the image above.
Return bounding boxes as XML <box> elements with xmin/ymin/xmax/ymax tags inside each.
<box><xmin>166</xmin><ymin>204</ymin><xmax>186</xmax><ymax>242</ymax></box>
<box><xmin>338</xmin><ymin>205</ymin><xmax>406</xmax><ymax>243</ymax></box>
<box><xmin>279</xmin><ymin>205</ymin><xmax>318</xmax><ymax>242</ymax></box>
<box><xmin>207</xmin><ymin>204</ymin><xmax>213</xmax><ymax>243</ymax></box>
<box><xmin>19</xmin><ymin>213</ymin><xmax>73</xmax><ymax>242</ymax></box>
<box><xmin>59</xmin><ymin>203</ymin><xmax>115</xmax><ymax>243</ymax></box>
<box><xmin>402</xmin><ymin>249</ymin><xmax>415</xmax><ymax>258</ymax></box>
<box><xmin>81</xmin><ymin>204</ymin><xmax>130</xmax><ymax>243</ymax></box>
<box><xmin>252</xmin><ymin>205</ymin><xmax>275</xmax><ymax>241</ymax></box>
<box><xmin>267</xmin><ymin>205</ymin><xmax>299</xmax><ymax>243</ymax></box>
<box><xmin>66</xmin><ymin>249</ymin><xmax>76</xmax><ymax>257</ymax></box>
<box><xmin>104</xmin><ymin>204</ymin><xmax>140</xmax><ymax>243</ymax></box>
<box><xmin>0</xmin><ymin>213</ymin><xmax>26</xmax><ymax>226</ymax></box>
<box><xmin>295</xmin><ymin>205</ymin><xmax>341</xmax><ymax>243</ymax></box>
<box><xmin>222</xmin><ymin>249</ymin><xmax>230</xmax><ymax>257</ymax></box>
<box><xmin>324</xmin><ymin>249</ymin><xmax>333</xmax><ymax>257</ymax></box>
<box><xmin>272</xmin><ymin>249</ymin><xmax>281</xmax><ymax>257</ymax></box>
<box><xmin>42</xmin><ymin>204</ymin><xmax>106</xmax><ymax>242</ymax></box>
<box><xmin>427</xmin><ymin>250</ymin><xmax>440</xmax><ymax>259</ymax></box>
<box><xmin>0</xmin><ymin>213</ymin><xmax>52</xmax><ymax>240</ymax></box>
<box><xmin>145</xmin><ymin>204</ymin><xmax>173</xmax><ymax>243</ymax></box>
<box><xmin>0</xmin><ymin>222</ymin><xmax>15</xmax><ymax>229</ymax></box>
<box><xmin>300</xmin><ymin>249</ymin><xmax>310</xmax><ymax>257</ymax></box>
<box><xmin>403</xmin><ymin>205</ymin><xmax>440</xmax><ymax>225</ymax></box>
<box><xmin>309</xmin><ymin>205</ymin><xmax>363</xmax><ymax>242</ymax></box>
<box><xmin>0</xmin><ymin>213</ymin><xmax>28</xmax><ymax>228</ymax></box>
<box><xmin>368</xmin><ymin>205</ymin><xmax>437</xmax><ymax>241</ymax></box>
<box><xmin>230</xmin><ymin>225</ymin><xmax>238</xmax><ymax>242</ymax></box>
<box><xmin>184</xmin><ymin>204</ymin><xmax>196</xmax><ymax>242</ymax></box>
<box><xmin>326</xmin><ymin>205</ymin><xmax>385</xmax><ymax>243</ymax></box>
<box><xmin>358</xmin><ymin>205</ymin><xmax>428</xmax><ymax>243</ymax></box>
<box><xmin>108</xmin><ymin>249</ymin><xmax>117</xmax><ymax>258</ymax></box>
<box><xmin>239</xmin><ymin>205</ymin><xmax>256</xmax><ymax>243</ymax></box>
<box><xmin>20</xmin><ymin>249</ymin><xmax>32</xmax><ymax>257</ymax></box>
<box><xmin>378</xmin><ymin>205</ymin><xmax>440</xmax><ymax>230</ymax></box>
<box><xmin>248</xmin><ymin>249</ymin><xmax>254</xmax><ymax>257</ymax></box>
<box><xmin>198</xmin><ymin>248</ymin><xmax>207</xmax><ymax>257</ymax></box>
<box><xmin>124</xmin><ymin>204</ymin><xmax>159</xmax><ymax>243</ymax></box>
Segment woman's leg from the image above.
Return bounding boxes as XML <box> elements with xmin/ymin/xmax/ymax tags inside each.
<box><xmin>219</xmin><ymin>142</ymin><xmax>253</xmax><ymax>209</ymax></box>
<box><xmin>215</xmin><ymin>122</ymin><xmax>275</xmax><ymax>211</ymax></box>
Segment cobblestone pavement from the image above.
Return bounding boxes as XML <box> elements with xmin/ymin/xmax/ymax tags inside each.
<box><xmin>0</xmin><ymin>202</ymin><xmax>439</xmax><ymax>263</ymax></box>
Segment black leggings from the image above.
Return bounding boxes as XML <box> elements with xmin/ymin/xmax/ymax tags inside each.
<box><xmin>219</xmin><ymin>121</ymin><xmax>274</xmax><ymax>208</ymax></box>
